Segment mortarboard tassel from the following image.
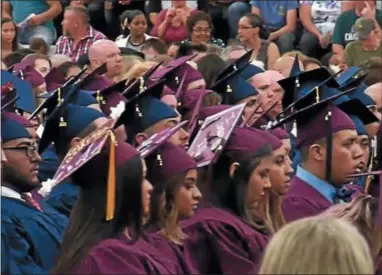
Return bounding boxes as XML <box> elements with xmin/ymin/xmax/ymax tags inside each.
<box><xmin>364</xmin><ymin>154</ymin><xmax>374</xmax><ymax>193</ymax></box>
<box><xmin>59</xmin><ymin>116</ymin><xmax>67</xmax><ymax>127</ymax></box>
<box><xmin>325</xmin><ymin>110</ymin><xmax>333</xmax><ymax>182</ymax></box>
<box><xmin>106</xmin><ymin>131</ymin><xmax>117</xmax><ymax>221</ymax></box>
<box><xmin>139</xmin><ymin>77</ymin><xmax>145</xmax><ymax>93</ymax></box>
<box><xmin>57</xmin><ymin>88</ymin><xmax>64</xmax><ymax>105</ymax></box>
<box><xmin>136</xmin><ymin>105</ymin><xmax>142</xmax><ymax>117</ymax></box>
<box><xmin>175</xmin><ymin>76</ymin><xmax>179</xmax><ymax>85</ymax></box>
<box><xmin>315</xmin><ymin>86</ymin><xmax>320</xmax><ymax>103</ymax></box>
<box><xmin>96</xmin><ymin>90</ymin><xmax>105</xmax><ymax>105</ymax></box>
<box><xmin>157</xmin><ymin>153</ymin><xmax>163</xmax><ymax>166</ymax></box>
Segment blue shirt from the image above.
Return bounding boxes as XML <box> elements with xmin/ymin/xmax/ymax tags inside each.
<box><xmin>8</xmin><ymin>0</ymin><xmax>54</xmax><ymax>30</ymax></box>
<box><xmin>296</xmin><ymin>166</ymin><xmax>336</xmax><ymax>203</ymax></box>
<box><xmin>250</xmin><ymin>0</ymin><xmax>299</xmax><ymax>31</ymax></box>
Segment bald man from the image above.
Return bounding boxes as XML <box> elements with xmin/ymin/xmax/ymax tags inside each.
<box><xmin>250</xmin><ymin>70</ymin><xmax>285</xmax><ymax>118</ymax></box>
<box><xmin>365</xmin><ymin>82</ymin><xmax>382</xmax><ymax>136</ymax></box>
<box><xmin>88</xmin><ymin>39</ymin><xmax>123</xmax><ymax>81</ymax></box>
<box><xmin>274</xmin><ymin>56</ymin><xmax>304</xmax><ymax>77</ymax></box>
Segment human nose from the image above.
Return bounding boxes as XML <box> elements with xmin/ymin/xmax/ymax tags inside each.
<box><xmin>179</xmin><ymin>128</ymin><xmax>190</xmax><ymax>142</ymax></box>
<box><xmin>352</xmin><ymin>143</ymin><xmax>364</xmax><ymax>160</ymax></box>
<box><xmin>193</xmin><ymin>186</ymin><xmax>202</xmax><ymax>201</ymax></box>
<box><xmin>285</xmin><ymin>157</ymin><xmax>294</xmax><ymax>175</ymax></box>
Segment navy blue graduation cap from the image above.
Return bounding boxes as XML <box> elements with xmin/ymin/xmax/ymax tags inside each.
<box><xmin>1</xmin><ymin>70</ymin><xmax>35</xmax><ymax>114</ymax></box>
<box><xmin>289</xmin><ymin>55</ymin><xmax>302</xmax><ymax>77</ymax></box>
<box><xmin>1</xmin><ymin>113</ymin><xmax>32</xmax><ymax>142</ymax></box>
<box><xmin>336</xmin><ymin>66</ymin><xmax>361</xmax><ymax>87</ymax></box>
<box><xmin>350</xmin><ymin>115</ymin><xmax>368</xmax><ymax>136</ymax></box>
<box><xmin>215</xmin><ymin>50</ymin><xmax>253</xmax><ymax>82</ymax></box>
<box><xmin>337</xmin><ymin>98</ymin><xmax>379</xmax><ymax>127</ymax></box>
<box><xmin>348</xmin><ymin>83</ymin><xmax>376</xmax><ymax>106</ymax></box>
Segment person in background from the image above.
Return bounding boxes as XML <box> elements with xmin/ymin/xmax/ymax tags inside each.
<box><xmin>183</xmin><ymin>11</ymin><xmax>225</xmax><ymax>47</ymax></box>
<box><xmin>2</xmin><ymin>0</ymin><xmax>62</xmax><ymax>45</ymax></box>
<box><xmin>221</xmin><ymin>45</ymin><xmax>247</xmax><ymax>62</ymax></box>
<box><xmin>1</xmin><ymin>18</ymin><xmax>19</xmax><ymax>60</ymax></box>
<box><xmin>302</xmin><ymin>57</ymin><xmax>322</xmax><ymax>71</ymax></box>
<box><xmin>2</xmin><ymin>52</ymin><xmax>24</xmax><ymax>68</ymax></box>
<box><xmin>151</xmin><ymin>0</ymin><xmax>196</xmax><ymax>43</ymax></box>
<box><xmin>49</xmin><ymin>53</ymin><xmax>72</xmax><ymax>68</ymax></box>
<box><xmin>332</xmin><ymin>0</ymin><xmax>382</xmax><ymax>66</ymax></box>
<box><xmin>259</xmin><ymin>217</ymin><xmax>375</xmax><ymax>274</ymax></box>
<box><xmin>299</xmin><ymin>1</ymin><xmax>342</xmax><ymax>57</ymax></box>
<box><xmin>227</xmin><ymin>1</ymin><xmax>251</xmax><ymax>39</ymax></box>
<box><xmin>359</xmin><ymin>57</ymin><xmax>382</xmax><ymax>86</ymax></box>
<box><xmin>55</xmin><ymin>5</ymin><xmax>106</xmax><ymax>62</ymax></box>
<box><xmin>176</xmin><ymin>42</ymin><xmax>208</xmax><ymax>60</ymax></box>
<box><xmin>167</xmin><ymin>41</ymin><xmax>182</xmax><ymax>59</ymax></box>
<box><xmin>319</xmin><ymin>52</ymin><xmax>348</xmax><ymax>73</ymax></box>
<box><xmin>238</xmin><ymin>13</ymin><xmax>280</xmax><ymax>70</ymax></box>
<box><xmin>116</xmin><ymin>55</ymin><xmax>143</xmax><ymax>82</ymax></box>
<box><xmin>141</xmin><ymin>38</ymin><xmax>168</xmax><ymax>61</ymax></box>
<box><xmin>149</xmin><ymin>54</ymin><xmax>172</xmax><ymax>66</ymax></box>
<box><xmin>29</xmin><ymin>38</ymin><xmax>50</xmax><ymax>55</ymax></box>
<box><xmin>344</xmin><ymin>17</ymin><xmax>382</xmax><ymax>67</ymax></box>
<box><xmin>196</xmin><ymin>54</ymin><xmax>226</xmax><ymax>88</ymax></box>
<box><xmin>115</xmin><ymin>10</ymin><xmax>154</xmax><ymax>51</ymax></box>
<box><xmin>365</xmin><ymin>82</ymin><xmax>382</xmax><ymax>118</ymax></box>
<box><xmin>274</xmin><ymin>55</ymin><xmax>305</xmax><ymax>77</ymax></box>
<box><xmin>251</xmin><ymin>0</ymin><xmax>298</xmax><ymax>54</ymax></box>
<box><xmin>21</xmin><ymin>54</ymin><xmax>52</xmax><ymax>77</ymax></box>
<box><xmin>88</xmin><ymin>39</ymin><xmax>123</xmax><ymax>83</ymax></box>
<box><xmin>55</xmin><ymin>61</ymin><xmax>82</xmax><ymax>80</ymax></box>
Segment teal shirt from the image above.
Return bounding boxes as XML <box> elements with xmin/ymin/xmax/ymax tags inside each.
<box><xmin>332</xmin><ymin>9</ymin><xmax>382</xmax><ymax>47</ymax></box>
<box><xmin>8</xmin><ymin>0</ymin><xmax>54</xmax><ymax>30</ymax></box>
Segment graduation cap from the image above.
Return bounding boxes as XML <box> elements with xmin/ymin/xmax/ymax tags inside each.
<box><xmin>188</xmin><ymin>103</ymin><xmax>246</xmax><ymax>167</ymax></box>
<box><xmin>44</xmin><ymin>67</ymin><xmax>66</xmax><ymax>92</ymax></box>
<box><xmin>1</xmin><ymin>112</ymin><xmax>32</xmax><ymax>142</ymax></box>
<box><xmin>224</xmin><ymin>127</ymin><xmax>282</xmax><ymax>163</ymax></box>
<box><xmin>215</xmin><ymin>50</ymin><xmax>253</xmax><ymax>82</ymax></box>
<box><xmin>3</xmin><ymin>111</ymin><xmax>34</xmax><ymax>128</ymax></box>
<box><xmin>137</xmin><ymin>120</ymin><xmax>188</xmax><ymax>158</ymax></box>
<box><xmin>53</xmin><ymin>119</ymin><xmax>139</xmax><ymax>221</ymax></box>
<box><xmin>186</xmin><ymin>89</ymin><xmax>206</xmax><ymax>139</ymax></box>
<box><xmin>13</xmin><ymin>64</ymin><xmax>45</xmax><ymax>88</ymax></box>
<box><xmin>1</xmin><ymin>70</ymin><xmax>35</xmax><ymax>114</ymax></box>
<box><xmin>1</xmin><ymin>82</ymin><xmax>18</xmax><ymax>112</ymax></box>
<box><xmin>119</xmin><ymin>47</ymin><xmax>145</xmax><ymax>59</ymax></box>
<box><xmin>336</xmin><ymin>66</ymin><xmax>361</xmax><ymax>87</ymax></box>
<box><xmin>215</xmin><ymin>75</ymin><xmax>259</xmax><ymax>105</ymax></box>
<box><xmin>348</xmin><ymin>83</ymin><xmax>376</xmax><ymax>107</ymax></box>
<box><xmin>337</xmin><ymin>98</ymin><xmax>379</xmax><ymax>127</ymax></box>
<box><xmin>29</xmin><ymin>64</ymin><xmax>104</xmax><ymax>120</ymax></box>
<box><xmin>289</xmin><ymin>55</ymin><xmax>302</xmax><ymax>77</ymax></box>
<box><xmin>279</xmin><ymin>67</ymin><xmax>342</xmax><ymax>112</ymax></box>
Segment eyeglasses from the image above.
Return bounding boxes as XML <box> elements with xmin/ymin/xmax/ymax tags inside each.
<box><xmin>192</xmin><ymin>28</ymin><xmax>211</xmax><ymax>34</ymax></box>
<box><xmin>3</xmin><ymin>143</ymin><xmax>38</xmax><ymax>159</ymax></box>
<box><xmin>238</xmin><ymin>25</ymin><xmax>254</xmax><ymax>30</ymax></box>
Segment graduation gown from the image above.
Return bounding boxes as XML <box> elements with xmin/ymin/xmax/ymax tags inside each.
<box><xmin>73</xmin><ymin>234</ymin><xmax>188</xmax><ymax>274</ymax></box>
<box><xmin>282</xmin><ymin>176</ymin><xmax>333</xmax><ymax>222</ymax></box>
<box><xmin>38</xmin><ymin>143</ymin><xmax>60</xmax><ymax>182</ymax></box>
<box><xmin>44</xmin><ymin>181</ymin><xmax>80</xmax><ymax>217</ymax></box>
<box><xmin>180</xmin><ymin>206</ymin><xmax>269</xmax><ymax>274</ymax></box>
<box><xmin>2</xmin><ymin>197</ymin><xmax>68</xmax><ymax>274</ymax></box>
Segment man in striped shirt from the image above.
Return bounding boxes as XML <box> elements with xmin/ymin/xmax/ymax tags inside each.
<box><xmin>55</xmin><ymin>5</ymin><xmax>106</xmax><ymax>62</ymax></box>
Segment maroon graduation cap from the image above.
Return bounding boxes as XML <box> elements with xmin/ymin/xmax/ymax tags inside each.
<box><xmin>45</xmin><ymin>67</ymin><xmax>66</xmax><ymax>92</ymax></box>
<box><xmin>188</xmin><ymin>103</ymin><xmax>246</xmax><ymax>167</ymax></box>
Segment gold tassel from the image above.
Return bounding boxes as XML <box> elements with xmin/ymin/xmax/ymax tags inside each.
<box><xmin>364</xmin><ymin>154</ymin><xmax>374</xmax><ymax>193</ymax></box>
<box><xmin>57</xmin><ymin>88</ymin><xmax>63</xmax><ymax>105</ymax></box>
<box><xmin>139</xmin><ymin>77</ymin><xmax>145</xmax><ymax>93</ymax></box>
<box><xmin>106</xmin><ymin>131</ymin><xmax>117</xmax><ymax>221</ymax></box>
<box><xmin>59</xmin><ymin>116</ymin><xmax>67</xmax><ymax>127</ymax></box>
<box><xmin>96</xmin><ymin>90</ymin><xmax>105</xmax><ymax>105</ymax></box>
<box><xmin>227</xmin><ymin>85</ymin><xmax>232</xmax><ymax>93</ymax></box>
<box><xmin>315</xmin><ymin>86</ymin><xmax>320</xmax><ymax>103</ymax></box>
<box><xmin>295</xmin><ymin>77</ymin><xmax>300</xmax><ymax>88</ymax></box>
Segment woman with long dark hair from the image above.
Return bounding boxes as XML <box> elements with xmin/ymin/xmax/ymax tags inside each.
<box><xmin>1</xmin><ymin>18</ymin><xmax>19</xmax><ymax>59</ymax></box>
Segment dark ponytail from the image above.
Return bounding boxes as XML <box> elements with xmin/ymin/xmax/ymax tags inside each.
<box><xmin>243</xmin><ymin>13</ymin><xmax>270</xmax><ymax>40</ymax></box>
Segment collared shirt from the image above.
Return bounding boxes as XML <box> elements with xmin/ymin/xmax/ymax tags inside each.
<box><xmin>296</xmin><ymin>165</ymin><xmax>337</xmax><ymax>203</ymax></box>
<box><xmin>55</xmin><ymin>26</ymin><xmax>106</xmax><ymax>62</ymax></box>
<box><xmin>1</xmin><ymin>186</ymin><xmax>33</xmax><ymax>201</ymax></box>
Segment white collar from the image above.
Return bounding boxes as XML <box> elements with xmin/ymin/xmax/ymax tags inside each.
<box><xmin>1</xmin><ymin>186</ymin><xmax>32</xmax><ymax>201</ymax></box>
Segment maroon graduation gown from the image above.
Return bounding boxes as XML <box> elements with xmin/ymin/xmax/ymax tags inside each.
<box><xmin>180</xmin><ymin>206</ymin><xmax>268</xmax><ymax>274</ymax></box>
<box><xmin>72</xmin><ymin>234</ymin><xmax>185</xmax><ymax>274</ymax></box>
<box><xmin>282</xmin><ymin>176</ymin><xmax>333</xmax><ymax>222</ymax></box>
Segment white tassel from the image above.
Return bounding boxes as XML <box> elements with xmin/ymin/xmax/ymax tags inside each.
<box><xmin>38</xmin><ymin>178</ymin><xmax>56</xmax><ymax>197</ymax></box>
<box><xmin>109</xmin><ymin>101</ymin><xmax>126</xmax><ymax>120</ymax></box>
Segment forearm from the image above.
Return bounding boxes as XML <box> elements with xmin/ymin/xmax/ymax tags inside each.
<box><xmin>271</xmin><ymin>24</ymin><xmax>294</xmax><ymax>39</ymax></box>
<box><xmin>37</xmin><ymin>2</ymin><xmax>62</xmax><ymax>23</ymax></box>
<box><xmin>157</xmin><ymin>20</ymin><xmax>170</xmax><ymax>38</ymax></box>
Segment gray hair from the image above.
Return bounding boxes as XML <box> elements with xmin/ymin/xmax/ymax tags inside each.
<box><xmin>221</xmin><ymin>45</ymin><xmax>247</xmax><ymax>62</ymax></box>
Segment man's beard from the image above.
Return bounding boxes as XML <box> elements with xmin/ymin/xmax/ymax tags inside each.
<box><xmin>2</xmin><ymin>164</ymin><xmax>41</xmax><ymax>193</ymax></box>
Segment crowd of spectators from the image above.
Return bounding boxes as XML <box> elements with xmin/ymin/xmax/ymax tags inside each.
<box><xmin>1</xmin><ymin>0</ymin><xmax>382</xmax><ymax>80</ymax></box>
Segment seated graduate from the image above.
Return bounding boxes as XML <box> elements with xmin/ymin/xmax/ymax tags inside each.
<box><xmin>53</xmin><ymin>127</ymin><xmax>188</xmax><ymax>274</ymax></box>
<box><xmin>1</xmin><ymin>113</ymin><xmax>68</xmax><ymax>274</ymax></box>
<box><xmin>320</xmin><ymin>194</ymin><xmax>382</xmax><ymax>272</ymax></box>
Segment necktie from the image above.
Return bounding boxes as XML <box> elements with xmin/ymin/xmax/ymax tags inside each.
<box><xmin>21</xmin><ymin>194</ymin><xmax>43</xmax><ymax>211</ymax></box>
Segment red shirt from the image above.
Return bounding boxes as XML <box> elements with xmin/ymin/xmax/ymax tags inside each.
<box><xmin>55</xmin><ymin>27</ymin><xmax>106</xmax><ymax>62</ymax></box>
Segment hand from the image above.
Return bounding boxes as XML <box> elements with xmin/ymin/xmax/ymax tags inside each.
<box><xmin>267</xmin><ymin>32</ymin><xmax>277</xmax><ymax>41</ymax></box>
<box><xmin>70</xmin><ymin>0</ymin><xmax>83</xmax><ymax>7</ymax></box>
<box><xmin>118</xmin><ymin>0</ymin><xmax>131</xmax><ymax>5</ymax></box>
<box><xmin>361</xmin><ymin>1</ymin><xmax>376</xmax><ymax>19</ymax></box>
<box><xmin>27</xmin><ymin>14</ymin><xmax>43</xmax><ymax>27</ymax></box>
<box><xmin>165</xmin><ymin>8</ymin><xmax>176</xmax><ymax>22</ymax></box>
<box><xmin>318</xmin><ymin>34</ymin><xmax>329</xmax><ymax>49</ymax></box>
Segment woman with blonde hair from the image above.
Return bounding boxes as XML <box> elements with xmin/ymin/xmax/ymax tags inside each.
<box><xmin>321</xmin><ymin>195</ymin><xmax>382</xmax><ymax>262</ymax></box>
<box><xmin>122</xmin><ymin>61</ymin><xmax>159</xmax><ymax>81</ymax></box>
<box><xmin>259</xmin><ymin>217</ymin><xmax>375</xmax><ymax>274</ymax></box>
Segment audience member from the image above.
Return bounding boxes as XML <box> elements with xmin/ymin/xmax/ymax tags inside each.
<box><xmin>55</xmin><ymin>5</ymin><xmax>106</xmax><ymax>62</ymax></box>
<box><xmin>115</xmin><ymin>10</ymin><xmax>154</xmax><ymax>51</ymax></box>
<box><xmin>332</xmin><ymin>0</ymin><xmax>382</xmax><ymax>65</ymax></box>
<box><xmin>122</xmin><ymin>61</ymin><xmax>158</xmax><ymax>81</ymax></box>
<box><xmin>150</xmin><ymin>54</ymin><xmax>172</xmax><ymax>66</ymax></box>
<box><xmin>299</xmin><ymin>1</ymin><xmax>342</xmax><ymax>57</ymax></box>
<box><xmin>49</xmin><ymin>53</ymin><xmax>72</xmax><ymax>68</ymax></box>
<box><xmin>21</xmin><ymin>53</ymin><xmax>52</xmax><ymax>77</ymax></box>
<box><xmin>359</xmin><ymin>57</ymin><xmax>382</xmax><ymax>86</ymax></box>
<box><xmin>167</xmin><ymin>41</ymin><xmax>182</xmax><ymax>59</ymax></box>
<box><xmin>88</xmin><ymin>39</ymin><xmax>122</xmax><ymax>82</ymax></box>
<box><xmin>344</xmin><ymin>17</ymin><xmax>382</xmax><ymax>67</ymax></box>
<box><xmin>184</xmin><ymin>11</ymin><xmax>225</xmax><ymax>47</ymax></box>
<box><xmin>141</xmin><ymin>38</ymin><xmax>168</xmax><ymax>60</ymax></box>
<box><xmin>259</xmin><ymin>217</ymin><xmax>375</xmax><ymax>274</ymax></box>
<box><xmin>196</xmin><ymin>53</ymin><xmax>226</xmax><ymax>88</ymax></box>
<box><xmin>29</xmin><ymin>37</ymin><xmax>50</xmax><ymax>55</ymax></box>
<box><xmin>2</xmin><ymin>0</ymin><xmax>62</xmax><ymax>45</ymax></box>
<box><xmin>274</xmin><ymin>55</ymin><xmax>304</xmax><ymax>77</ymax></box>
<box><xmin>282</xmin><ymin>50</ymin><xmax>309</xmax><ymax>62</ymax></box>
<box><xmin>303</xmin><ymin>57</ymin><xmax>322</xmax><ymax>71</ymax></box>
<box><xmin>251</xmin><ymin>0</ymin><xmax>298</xmax><ymax>54</ymax></box>
<box><xmin>2</xmin><ymin>51</ymin><xmax>24</xmax><ymax>68</ymax></box>
<box><xmin>221</xmin><ymin>44</ymin><xmax>247</xmax><ymax>62</ymax></box>
<box><xmin>1</xmin><ymin>18</ymin><xmax>19</xmax><ymax>59</ymax></box>
<box><xmin>238</xmin><ymin>13</ymin><xmax>280</xmax><ymax>70</ymax></box>
<box><xmin>227</xmin><ymin>1</ymin><xmax>251</xmax><ymax>39</ymax></box>
<box><xmin>176</xmin><ymin>42</ymin><xmax>208</xmax><ymax>60</ymax></box>
<box><xmin>365</xmin><ymin>82</ymin><xmax>382</xmax><ymax>117</ymax></box>
<box><xmin>55</xmin><ymin>61</ymin><xmax>82</xmax><ymax>80</ymax></box>
<box><xmin>151</xmin><ymin>0</ymin><xmax>196</xmax><ymax>43</ymax></box>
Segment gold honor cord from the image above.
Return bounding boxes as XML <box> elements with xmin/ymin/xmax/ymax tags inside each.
<box><xmin>106</xmin><ymin>131</ymin><xmax>117</xmax><ymax>221</ymax></box>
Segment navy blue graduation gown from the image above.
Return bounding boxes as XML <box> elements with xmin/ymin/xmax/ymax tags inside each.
<box><xmin>44</xmin><ymin>181</ymin><xmax>80</xmax><ymax>217</ymax></box>
<box><xmin>38</xmin><ymin>143</ymin><xmax>59</xmax><ymax>182</ymax></box>
<box><xmin>73</xmin><ymin>234</ymin><xmax>187</xmax><ymax>274</ymax></box>
<box><xmin>180</xmin><ymin>206</ymin><xmax>268</xmax><ymax>274</ymax></box>
<box><xmin>2</xmin><ymin>197</ymin><xmax>68</xmax><ymax>274</ymax></box>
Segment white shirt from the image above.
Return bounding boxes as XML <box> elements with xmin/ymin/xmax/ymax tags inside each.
<box><xmin>1</xmin><ymin>186</ymin><xmax>32</xmax><ymax>201</ymax></box>
<box><xmin>161</xmin><ymin>0</ymin><xmax>197</xmax><ymax>9</ymax></box>
<box><xmin>115</xmin><ymin>34</ymin><xmax>154</xmax><ymax>51</ymax></box>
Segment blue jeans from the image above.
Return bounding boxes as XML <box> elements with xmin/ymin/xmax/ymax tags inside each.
<box><xmin>19</xmin><ymin>25</ymin><xmax>57</xmax><ymax>45</ymax></box>
<box><xmin>227</xmin><ymin>1</ymin><xmax>251</xmax><ymax>39</ymax></box>
<box><xmin>275</xmin><ymin>32</ymin><xmax>296</xmax><ymax>54</ymax></box>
